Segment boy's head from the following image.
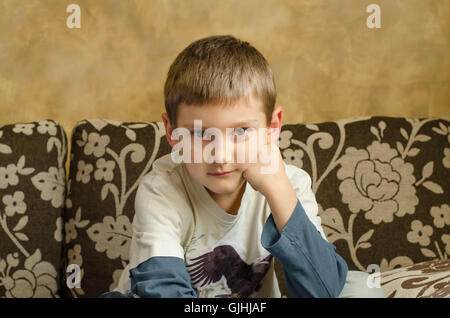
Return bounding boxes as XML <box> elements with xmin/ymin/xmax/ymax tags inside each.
<box><xmin>163</xmin><ymin>35</ymin><xmax>277</xmax><ymax>128</ymax></box>
<box><xmin>162</xmin><ymin>35</ymin><xmax>283</xmax><ymax>199</ymax></box>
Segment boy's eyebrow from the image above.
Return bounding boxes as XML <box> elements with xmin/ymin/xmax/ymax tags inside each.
<box><xmin>179</xmin><ymin>120</ymin><xmax>259</xmax><ymax>129</ymax></box>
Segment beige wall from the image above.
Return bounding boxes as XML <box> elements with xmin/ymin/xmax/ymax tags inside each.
<box><xmin>0</xmin><ymin>0</ymin><xmax>449</xmax><ymax>135</ymax></box>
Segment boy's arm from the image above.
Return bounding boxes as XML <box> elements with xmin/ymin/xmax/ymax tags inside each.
<box><xmin>261</xmin><ymin>193</ymin><xmax>348</xmax><ymax>298</ymax></box>
<box><xmin>126</xmin><ymin>173</ymin><xmax>197</xmax><ymax>298</ymax></box>
<box><xmin>242</xmin><ymin>139</ymin><xmax>348</xmax><ymax>297</ymax></box>
<box><xmin>129</xmin><ymin>256</ymin><xmax>197</xmax><ymax>298</ymax></box>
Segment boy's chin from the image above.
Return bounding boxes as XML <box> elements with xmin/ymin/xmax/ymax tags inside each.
<box><xmin>204</xmin><ymin>178</ymin><xmax>245</xmax><ymax>196</ymax></box>
<box><xmin>204</xmin><ymin>183</ymin><xmax>240</xmax><ymax>195</ymax></box>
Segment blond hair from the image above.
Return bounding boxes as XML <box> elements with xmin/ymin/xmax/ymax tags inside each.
<box><xmin>164</xmin><ymin>35</ymin><xmax>276</xmax><ymax>127</ymax></box>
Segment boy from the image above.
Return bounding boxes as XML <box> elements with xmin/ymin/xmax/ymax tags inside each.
<box><xmin>105</xmin><ymin>35</ymin><xmax>385</xmax><ymax>298</ymax></box>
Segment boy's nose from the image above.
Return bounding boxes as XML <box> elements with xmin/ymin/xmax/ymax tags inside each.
<box><xmin>205</xmin><ymin>136</ymin><xmax>234</xmax><ymax>164</ymax></box>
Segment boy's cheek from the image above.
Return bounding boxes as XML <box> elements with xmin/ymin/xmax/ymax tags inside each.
<box><xmin>185</xmin><ymin>163</ymin><xmax>208</xmax><ymax>181</ymax></box>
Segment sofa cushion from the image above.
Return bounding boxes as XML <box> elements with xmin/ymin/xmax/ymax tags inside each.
<box><xmin>279</xmin><ymin>117</ymin><xmax>450</xmax><ymax>298</ymax></box>
<box><xmin>279</xmin><ymin>116</ymin><xmax>449</xmax><ymax>270</ymax></box>
<box><xmin>62</xmin><ymin>120</ymin><xmax>172</xmax><ymax>297</ymax></box>
<box><xmin>275</xmin><ymin>116</ymin><xmax>450</xmax><ymax>297</ymax></box>
<box><xmin>380</xmin><ymin>259</ymin><xmax>450</xmax><ymax>298</ymax></box>
<box><xmin>0</xmin><ymin>120</ymin><xmax>67</xmax><ymax>298</ymax></box>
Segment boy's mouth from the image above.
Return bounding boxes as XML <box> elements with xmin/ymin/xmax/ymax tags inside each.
<box><xmin>208</xmin><ymin>170</ymin><xmax>234</xmax><ymax>177</ymax></box>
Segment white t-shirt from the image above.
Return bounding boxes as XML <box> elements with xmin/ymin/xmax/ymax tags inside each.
<box><xmin>116</xmin><ymin>153</ymin><xmax>327</xmax><ymax>298</ymax></box>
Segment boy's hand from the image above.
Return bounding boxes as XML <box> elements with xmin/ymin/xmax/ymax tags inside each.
<box><xmin>239</xmin><ymin>128</ymin><xmax>288</xmax><ymax>196</ymax></box>
<box><xmin>239</xmin><ymin>128</ymin><xmax>298</xmax><ymax>233</ymax></box>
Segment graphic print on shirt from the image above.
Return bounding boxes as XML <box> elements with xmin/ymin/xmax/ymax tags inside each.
<box><xmin>186</xmin><ymin>244</ymin><xmax>273</xmax><ymax>298</ymax></box>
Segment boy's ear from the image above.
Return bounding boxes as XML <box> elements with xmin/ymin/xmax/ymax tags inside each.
<box><xmin>268</xmin><ymin>106</ymin><xmax>283</xmax><ymax>142</ymax></box>
<box><xmin>161</xmin><ymin>113</ymin><xmax>177</xmax><ymax>147</ymax></box>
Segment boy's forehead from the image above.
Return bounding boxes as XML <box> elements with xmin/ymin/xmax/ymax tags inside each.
<box><xmin>179</xmin><ymin>119</ymin><xmax>259</xmax><ymax>129</ymax></box>
<box><xmin>177</xmin><ymin>96</ymin><xmax>266</xmax><ymax>128</ymax></box>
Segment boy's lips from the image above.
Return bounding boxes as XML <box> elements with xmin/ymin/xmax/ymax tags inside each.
<box><xmin>208</xmin><ymin>170</ymin><xmax>234</xmax><ymax>177</ymax></box>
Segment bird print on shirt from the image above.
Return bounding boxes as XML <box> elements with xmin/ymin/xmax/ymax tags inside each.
<box><xmin>186</xmin><ymin>244</ymin><xmax>273</xmax><ymax>298</ymax></box>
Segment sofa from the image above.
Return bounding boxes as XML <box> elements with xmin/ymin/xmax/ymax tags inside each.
<box><xmin>0</xmin><ymin>116</ymin><xmax>449</xmax><ymax>298</ymax></box>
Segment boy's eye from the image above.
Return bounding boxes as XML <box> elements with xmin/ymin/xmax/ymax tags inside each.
<box><xmin>192</xmin><ymin>130</ymin><xmax>212</xmax><ymax>139</ymax></box>
<box><xmin>192</xmin><ymin>130</ymin><xmax>204</xmax><ymax>138</ymax></box>
<box><xmin>233</xmin><ymin>127</ymin><xmax>249</xmax><ymax>136</ymax></box>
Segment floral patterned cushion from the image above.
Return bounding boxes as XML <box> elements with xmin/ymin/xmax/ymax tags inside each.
<box><xmin>380</xmin><ymin>259</ymin><xmax>450</xmax><ymax>298</ymax></box>
<box><xmin>63</xmin><ymin>116</ymin><xmax>449</xmax><ymax>298</ymax></box>
<box><xmin>62</xmin><ymin>119</ymin><xmax>171</xmax><ymax>297</ymax></box>
<box><xmin>280</xmin><ymin>116</ymin><xmax>449</xmax><ymax>271</ymax></box>
<box><xmin>0</xmin><ymin>120</ymin><xmax>67</xmax><ymax>298</ymax></box>
<box><xmin>276</xmin><ymin>116</ymin><xmax>450</xmax><ymax>298</ymax></box>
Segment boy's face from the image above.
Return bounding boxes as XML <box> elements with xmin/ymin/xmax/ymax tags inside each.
<box><xmin>162</xmin><ymin>95</ymin><xmax>282</xmax><ymax>197</ymax></box>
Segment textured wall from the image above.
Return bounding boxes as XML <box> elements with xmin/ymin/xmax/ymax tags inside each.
<box><xmin>0</xmin><ymin>0</ymin><xmax>449</xmax><ymax>134</ymax></box>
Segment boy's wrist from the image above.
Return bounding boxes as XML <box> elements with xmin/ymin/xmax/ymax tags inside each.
<box><xmin>264</xmin><ymin>180</ymin><xmax>298</xmax><ymax>233</ymax></box>
<box><xmin>260</xmin><ymin>171</ymin><xmax>291</xmax><ymax>199</ymax></box>
<box><xmin>264</xmin><ymin>177</ymin><xmax>295</xmax><ymax>205</ymax></box>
